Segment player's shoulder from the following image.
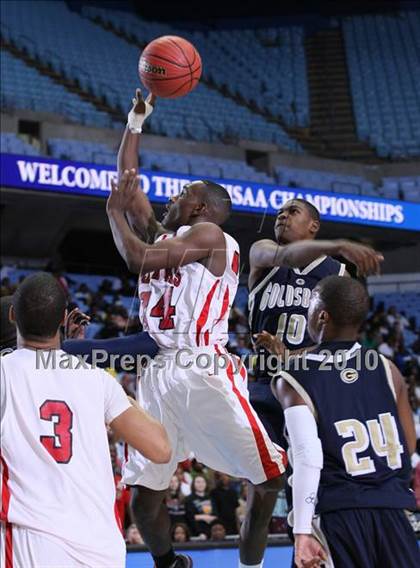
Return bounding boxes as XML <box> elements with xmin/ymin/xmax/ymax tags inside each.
<box><xmin>178</xmin><ymin>223</ymin><xmax>227</xmax><ymax>247</ymax></box>
<box><xmin>223</xmin><ymin>230</ymin><xmax>240</xmax><ymax>250</ymax></box>
<box><xmin>1</xmin><ymin>347</ymin><xmax>32</xmax><ymax>370</ymax></box>
<box><xmin>321</xmin><ymin>255</ymin><xmax>345</xmax><ymax>275</ymax></box>
<box><xmin>249</xmin><ymin>238</ymin><xmax>278</xmax><ymax>253</ymax></box>
<box><xmin>53</xmin><ymin>350</ymin><xmax>115</xmax><ymax>385</ymax></box>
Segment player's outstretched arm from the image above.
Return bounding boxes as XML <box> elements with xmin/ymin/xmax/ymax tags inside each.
<box><xmin>110</xmin><ymin>404</ymin><xmax>171</xmax><ymax>464</ymax></box>
<box><xmin>118</xmin><ymin>89</ymin><xmax>163</xmax><ymax>243</ymax></box>
<box><xmin>388</xmin><ymin>360</ymin><xmax>417</xmax><ymax>455</ymax></box>
<box><xmin>63</xmin><ymin>331</ymin><xmax>159</xmax><ymax>366</ymax></box>
<box><xmin>250</xmin><ymin>239</ymin><xmax>383</xmax><ymax>277</ymax></box>
<box><xmin>107</xmin><ymin>170</ymin><xmax>226</xmax><ymax>273</ymax></box>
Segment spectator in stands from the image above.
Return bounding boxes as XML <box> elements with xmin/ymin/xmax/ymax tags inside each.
<box><xmin>1</xmin><ymin>277</ymin><xmax>16</xmax><ymax>296</ymax></box>
<box><xmin>236</xmin><ymin>481</ymin><xmax>248</xmax><ymax>530</ymax></box>
<box><xmin>229</xmin><ymin>306</ymin><xmax>249</xmax><ymax>335</ymax></box>
<box><xmin>165</xmin><ymin>475</ymin><xmax>187</xmax><ymax>527</ymax></box>
<box><xmin>411</xmin><ymin>333</ymin><xmax>420</xmax><ymax>355</ymax></box>
<box><xmin>125</xmin><ymin>524</ymin><xmax>144</xmax><ymax>545</ymax></box>
<box><xmin>386</xmin><ymin>305</ymin><xmax>398</xmax><ymax>327</ymax></box>
<box><xmin>189</xmin><ymin>459</ymin><xmax>214</xmax><ymax>486</ymax></box>
<box><xmin>210</xmin><ymin>521</ymin><xmax>227</xmax><ymax>542</ymax></box>
<box><xmin>398</xmin><ymin>310</ymin><xmax>410</xmax><ymax>330</ymax></box>
<box><xmin>234</xmin><ymin>334</ymin><xmax>253</xmax><ymax>359</ymax></box>
<box><xmin>378</xmin><ymin>335</ymin><xmax>396</xmax><ymax>358</ymax></box>
<box><xmin>97</xmin><ymin>305</ymin><xmax>128</xmax><ymax>339</ymax></box>
<box><xmin>86</xmin><ymin>302</ymin><xmax>107</xmax><ymax>324</ymax></box>
<box><xmin>75</xmin><ymin>282</ymin><xmax>92</xmax><ymax>304</ymax></box>
<box><xmin>185</xmin><ymin>476</ymin><xmax>218</xmax><ymax>539</ymax></box>
<box><xmin>99</xmin><ymin>278</ymin><xmax>115</xmax><ymax>295</ymax></box>
<box><xmin>118</xmin><ymin>373</ymin><xmax>136</xmax><ymax>398</ymax></box>
<box><xmin>408</xmin><ymin>316</ymin><xmax>417</xmax><ymax>333</ymax></box>
<box><xmin>171</xmin><ymin>523</ymin><xmax>191</xmax><ymax>544</ymax></box>
<box><xmin>394</xmin><ymin>340</ymin><xmax>412</xmax><ymax>371</ymax></box>
<box><xmin>210</xmin><ymin>473</ymin><xmax>239</xmax><ymax>535</ymax></box>
<box><xmin>175</xmin><ymin>465</ymin><xmax>193</xmax><ymax>497</ymax></box>
<box><xmin>0</xmin><ymin>296</ymin><xmax>16</xmax><ymax>350</ymax></box>
<box><xmin>361</xmin><ymin>328</ymin><xmax>379</xmax><ymax>349</ymax></box>
<box><xmin>118</xmin><ymin>275</ymin><xmax>136</xmax><ymax>296</ymax></box>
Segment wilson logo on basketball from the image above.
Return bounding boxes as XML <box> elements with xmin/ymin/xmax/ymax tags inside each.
<box><xmin>140</xmin><ymin>61</ymin><xmax>166</xmax><ymax>75</ymax></box>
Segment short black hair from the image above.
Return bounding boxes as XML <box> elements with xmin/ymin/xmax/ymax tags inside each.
<box><xmin>314</xmin><ymin>275</ymin><xmax>369</xmax><ymax>328</ymax></box>
<box><xmin>0</xmin><ymin>295</ymin><xmax>16</xmax><ymax>350</ymax></box>
<box><xmin>13</xmin><ymin>272</ymin><xmax>67</xmax><ymax>339</ymax></box>
<box><xmin>292</xmin><ymin>198</ymin><xmax>320</xmax><ymax>222</ymax></box>
<box><xmin>202</xmin><ymin>180</ymin><xmax>232</xmax><ymax>225</ymax></box>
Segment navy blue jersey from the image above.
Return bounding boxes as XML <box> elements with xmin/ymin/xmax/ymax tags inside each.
<box><xmin>248</xmin><ymin>255</ymin><xmax>344</xmax><ymax>377</ymax></box>
<box><xmin>280</xmin><ymin>341</ymin><xmax>415</xmax><ymax>513</ymax></box>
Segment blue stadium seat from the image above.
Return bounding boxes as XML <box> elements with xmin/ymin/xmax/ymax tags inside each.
<box><xmin>46</xmin><ymin>138</ymin><xmax>276</xmax><ymax>183</ymax></box>
<box><xmin>1</xmin><ymin>49</ymin><xmax>112</xmax><ymax>128</ymax></box>
<box><xmin>1</xmin><ymin>132</ymin><xmax>40</xmax><ymax>156</ymax></box>
<box><xmin>0</xmin><ymin>1</ymin><xmax>304</xmax><ymax>150</ymax></box>
<box><xmin>343</xmin><ymin>12</ymin><xmax>420</xmax><ymax>159</ymax></box>
<box><xmin>82</xmin><ymin>8</ymin><xmax>309</xmax><ymax>129</ymax></box>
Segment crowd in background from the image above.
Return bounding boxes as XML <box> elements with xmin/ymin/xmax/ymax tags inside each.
<box><xmin>1</xmin><ymin>270</ymin><xmax>419</xmax><ymax>543</ymax></box>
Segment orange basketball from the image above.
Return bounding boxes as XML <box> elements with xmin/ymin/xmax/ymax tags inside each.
<box><xmin>139</xmin><ymin>35</ymin><xmax>202</xmax><ymax>98</ymax></box>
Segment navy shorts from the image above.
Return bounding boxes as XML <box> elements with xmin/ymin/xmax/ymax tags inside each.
<box><xmin>319</xmin><ymin>508</ymin><xmax>419</xmax><ymax>568</ymax></box>
<box><xmin>248</xmin><ymin>377</ymin><xmax>285</xmax><ymax>447</ymax></box>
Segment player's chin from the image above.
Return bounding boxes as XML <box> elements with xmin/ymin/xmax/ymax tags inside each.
<box><xmin>276</xmin><ymin>231</ymin><xmax>292</xmax><ymax>245</ymax></box>
<box><xmin>161</xmin><ymin>215</ymin><xmax>177</xmax><ymax>231</ymax></box>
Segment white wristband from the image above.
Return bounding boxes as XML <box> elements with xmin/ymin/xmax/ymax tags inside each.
<box><xmin>127</xmin><ymin>99</ymin><xmax>154</xmax><ymax>134</ymax></box>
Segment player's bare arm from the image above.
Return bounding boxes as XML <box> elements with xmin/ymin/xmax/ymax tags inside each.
<box><xmin>389</xmin><ymin>360</ymin><xmax>417</xmax><ymax>454</ymax></box>
<box><xmin>273</xmin><ymin>379</ymin><xmax>327</xmax><ymax>568</ymax></box>
<box><xmin>110</xmin><ymin>405</ymin><xmax>171</xmax><ymax>464</ymax></box>
<box><xmin>107</xmin><ymin>170</ymin><xmax>226</xmax><ymax>274</ymax></box>
<box><xmin>117</xmin><ymin>89</ymin><xmax>164</xmax><ymax>243</ymax></box>
<box><xmin>249</xmin><ymin>238</ymin><xmax>383</xmax><ymax>288</ymax></box>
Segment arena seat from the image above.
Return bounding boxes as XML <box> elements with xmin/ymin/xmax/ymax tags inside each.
<box><xmin>82</xmin><ymin>7</ymin><xmax>310</xmax><ymax>129</ymax></box>
<box><xmin>1</xmin><ymin>132</ymin><xmax>40</xmax><ymax>156</ymax></box>
<box><xmin>1</xmin><ymin>1</ymin><xmax>302</xmax><ymax>151</ymax></box>
<box><xmin>274</xmin><ymin>165</ymin><xmax>420</xmax><ymax>200</ymax></box>
<box><xmin>372</xmin><ymin>291</ymin><xmax>420</xmax><ymax>326</ymax></box>
<box><xmin>47</xmin><ymin>138</ymin><xmax>276</xmax><ymax>183</ymax></box>
<box><xmin>1</xmin><ymin>49</ymin><xmax>112</xmax><ymax>128</ymax></box>
<box><xmin>275</xmin><ymin>166</ymin><xmax>367</xmax><ymax>195</ymax></box>
<box><xmin>48</xmin><ymin>138</ymin><xmax>117</xmax><ymax>165</ymax></box>
<box><xmin>343</xmin><ymin>12</ymin><xmax>420</xmax><ymax>159</ymax></box>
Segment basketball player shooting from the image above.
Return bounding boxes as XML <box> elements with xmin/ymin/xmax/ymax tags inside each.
<box><xmin>106</xmin><ymin>92</ymin><xmax>286</xmax><ymax>568</ymax></box>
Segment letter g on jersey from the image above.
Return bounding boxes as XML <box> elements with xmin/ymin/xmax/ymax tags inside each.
<box><xmin>340</xmin><ymin>368</ymin><xmax>359</xmax><ymax>384</ymax></box>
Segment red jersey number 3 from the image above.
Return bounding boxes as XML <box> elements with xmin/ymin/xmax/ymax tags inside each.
<box><xmin>39</xmin><ymin>400</ymin><xmax>73</xmax><ymax>464</ymax></box>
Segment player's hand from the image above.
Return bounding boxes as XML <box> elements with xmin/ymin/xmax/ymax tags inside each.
<box><xmin>254</xmin><ymin>330</ymin><xmax>286</xmax><ymax>356</ymax></box>
<box><xmin>132</xmin><ymin>88</ymin><xmax>156</xmax><ymax>115</ymax></box>
<box><xmin>64</xmin><ymin>307</ymin><xmax>90</xmax><ymax>340</ymax></box>
<box><xmin>107</xmin><ymin>169</ymin><xmax>140</xmax><ymax>213</ymax></box>
<box><xmin>337</xmin><ymin>240</ymin><xmax>384</xmax><ymax>277</ymax></box>
<box><xmin>127</xmin><ymin>89</ymin><xmax>156</xmax><ymax>133</ymax></box>
<box><xmin>294</xmin><ymin>534</ymin><xmax>328</xmax><ymax>568</ymax></box>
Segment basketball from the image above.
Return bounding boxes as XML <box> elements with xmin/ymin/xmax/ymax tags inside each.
<box><xmin>138</xmin><ymin>35</ymin><xmax>202</xmax><ymax>99</ymax></box>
